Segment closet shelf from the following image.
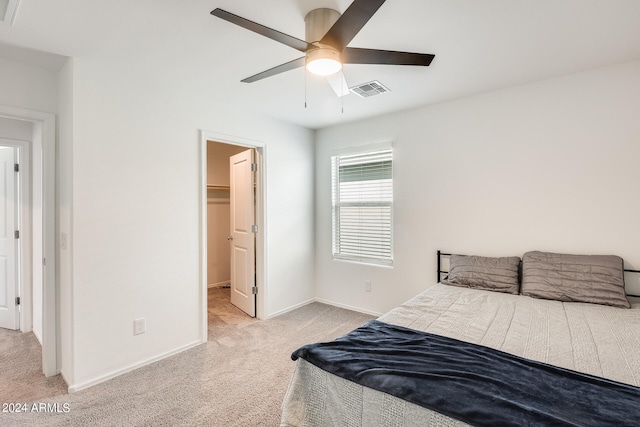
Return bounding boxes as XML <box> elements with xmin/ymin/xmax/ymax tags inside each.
<box><xmin>207</xmin><ymin>185</ymin><xmax>230</xmax><ymax>191</ymax></box>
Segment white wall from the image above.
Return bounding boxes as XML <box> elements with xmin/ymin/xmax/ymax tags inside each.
<box><xmin>0</xmin><ymin>56</ymin><xmax>59</xmax><ymax>114</ymax></box>
<box><xmin>64</xmin><ymin>56</ymin><xmax>315</xmax><ymax>390</ymax></box>
<box><xmin>0</xmin><ymin>117</ymin><xmax>33</xmax><ymax>140</ymax></box>
<box><xmin>315</xmin><ymin>59</ymin><xmax>640</xmax><ymax>315</ymax></box>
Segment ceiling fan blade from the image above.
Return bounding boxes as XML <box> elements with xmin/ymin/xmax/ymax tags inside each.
<box><xmin>343</xmin><ymin>47</ymin><xmax>435</xmax><ymax>66</ymax></box>
<box><xmin>241</xmin><ymin>57</ymin><xmax>306</xmax><ymax>83</ymax></box>
<box><xmin>211</xmin><ymin>8</ymin><xmax>312</xmax><ymax>53</ymax></box>
<box><xmin>326</xmin><ymin>71</ymin><xmax>350</xmax><ymax>97</ymax></box>
<box><xmin>320</xmin><ymin>0</ymin><xmax>386</xmax><ymax>51</ymax></box>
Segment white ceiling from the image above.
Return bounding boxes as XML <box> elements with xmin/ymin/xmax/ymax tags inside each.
<box><xmin>1</xmin><ymin>0</ymin><xmax>640</xmax><ymax>129</ymax></box>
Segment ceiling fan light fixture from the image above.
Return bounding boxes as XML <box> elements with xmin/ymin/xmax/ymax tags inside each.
<box><xmin>306</xmin><ymin>47</ymin><xmax>342</xmax><ymax>76</ymax></box>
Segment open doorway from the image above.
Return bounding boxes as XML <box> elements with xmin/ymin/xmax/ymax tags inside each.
<box><xmin>0</xmin><ymin>106</ymin><xmax>57</xmax><ymax>379</ymax></box>
<box><xmin>200</xmin><ymin>131</ymin><xmax>266</xmax><ymax>342</ymax></box>
<box><xmin>206</xmin><ymin>142</ymin><xmax>253</xmax><ymax>313</ymax></box>
<box><xmin>0</xmin><ymin>139</ymin><xmax>31</xmax><ymax>333</ymax></box>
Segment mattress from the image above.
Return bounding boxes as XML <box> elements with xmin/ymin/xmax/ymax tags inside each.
<box><xmin>280</xmin><ymin>283</ymin><xmax>640</xmax><ymax>426</ymax></box>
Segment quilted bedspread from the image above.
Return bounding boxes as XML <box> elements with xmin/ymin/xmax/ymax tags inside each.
<box><xmin>281</xmin><ymin>283</ymin><xmax>640</xmax><ymax>426</ymax></box>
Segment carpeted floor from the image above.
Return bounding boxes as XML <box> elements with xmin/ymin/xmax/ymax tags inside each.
<box><xmin>0</xmin><ymin>327</ymin><xmax>68</xmax><ymax>402</ymax></box>
<box><xmin>0</xmin><ymin>287</ymin><xmax>373</xmax><ymax>426</ymax></box>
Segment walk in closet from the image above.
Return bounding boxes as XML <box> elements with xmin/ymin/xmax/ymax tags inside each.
<box><xmin>206</xmin><ymin>141</ymin><xmax>247</xmax><ymax>288</ymax></box>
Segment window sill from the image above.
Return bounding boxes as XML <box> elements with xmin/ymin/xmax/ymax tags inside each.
<box><xmin>332</xmin><ymin>256</ymin><xmax>394</xmax><ymax>269</ymax></box>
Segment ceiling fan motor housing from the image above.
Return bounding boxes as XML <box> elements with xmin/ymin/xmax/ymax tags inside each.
<box><xmin>304</xmin><ymin>8</ymin><xmax>343</xmax><ymax>74</ymax></box>
<box><xmin>304</xmin><ymin>8</ymin><xmax>340</xmax><ymax>43</ymax></box>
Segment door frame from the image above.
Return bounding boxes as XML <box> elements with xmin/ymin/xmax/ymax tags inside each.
<box><xmin>199</xmin><ymin>130</ymin><xmax>266</xmax><ymax>340</ymax></box>
<box><xmin>0</xmin><ymin>105</ymin><xmax>57</xmax><ymax>377</ymax></box>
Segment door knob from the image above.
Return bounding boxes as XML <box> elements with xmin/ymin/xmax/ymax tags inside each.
<box><xmin>227</xmin><ymin>235</ymin><xmax>233</xmax><ymax>240</ymax></box>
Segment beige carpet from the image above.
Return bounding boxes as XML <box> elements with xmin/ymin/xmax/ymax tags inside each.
<box><xmin>0</xmin><ymin>328</ymin><xmax>67</xmax><ymax>402</ymax></box>
<box><xmin>0</xmin><ymin>287</ymin><xmax>373</xmax><ymax>426</ymax></box>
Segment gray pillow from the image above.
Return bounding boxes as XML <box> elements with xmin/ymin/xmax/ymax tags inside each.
<box><xmin>441</xmin><ymin>254</ymin><xmax>520</xmax><ymax>294</ymax></box>
<box><xmin>521</xmin><ymin>251</ymin><xmax>630</xmax><ymax>308</ymax></box>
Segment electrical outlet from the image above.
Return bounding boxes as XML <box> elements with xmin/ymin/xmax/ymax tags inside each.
<box><xmin>133</xmin><ymin>318</ymin><xmax>146</xmax><ymax>335</ymax></box>
<box><xmin>364</xmin><ymin>280</ymin><xmax>372</xmax><ymax>292</ymax></box>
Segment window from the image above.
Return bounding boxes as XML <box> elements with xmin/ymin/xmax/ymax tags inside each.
<box><xmin>331</xmin><ymin>148</ymin><xmax>393</xmax><ymax>266</ymax></box>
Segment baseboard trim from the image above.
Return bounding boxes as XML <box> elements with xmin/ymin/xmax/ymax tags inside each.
<box><xmin>266</xmin><ymin>298</ymin><xmax>316</xmax><ymax>319</ymax></box>
<box><xmin>267</xmin><ymin>297</ymin><xmax>383</xmax><ymax>319</ymax></box>
<box><xmin>208</xmin><ymin>281</ymin><xmax>230</xmax><ymax>288</ymax></box>
<box><xmin>314</xmin><ymin>298</ymin><xmax>383</xmax><ymax>317</ymax></box>
<box><xmin>59</xmin><ymin>369</ymin><xmax>73</xmax><ymax>390</ymax></box>
<box><xmin>67</xmin><ymin>339</ymin><xmax>204</xmax><ymax>393</ymax></box>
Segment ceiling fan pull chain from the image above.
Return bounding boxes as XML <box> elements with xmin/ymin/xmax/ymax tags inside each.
<box><xmin>341</xmin><ymin>74</ymin><xmax>344</xmax><ymax>114</ymax></box>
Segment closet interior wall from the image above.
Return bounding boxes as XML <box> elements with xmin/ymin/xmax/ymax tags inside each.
<box><xmin>206</xmin><ymin>141</ymin><xmax>247</xmax><ymax>288</ymax></box>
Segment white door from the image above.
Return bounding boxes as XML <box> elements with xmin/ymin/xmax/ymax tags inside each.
<box><xmin>0</xmin><ymin>146</ymin><xmax>18</xmax><ymax>330</ymax></box>
<box><xmin>229</xmin><ymin>149</ymin><xmax>256</xmax><ymax>317</ymax></box>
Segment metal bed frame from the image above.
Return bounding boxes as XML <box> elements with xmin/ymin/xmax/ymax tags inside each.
<box><xmin>437</xmin><ymin>250</ymin><xmax>640</xmax><ymax>298</ymax></box>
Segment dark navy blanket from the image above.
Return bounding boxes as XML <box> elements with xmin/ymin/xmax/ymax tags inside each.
<box><xmin>292</xmin><ymin>320</ymin><xmax>640</xmax><ymax>427</ymax></box>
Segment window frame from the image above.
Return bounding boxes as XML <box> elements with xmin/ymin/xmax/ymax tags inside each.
<box><xmin>331</xmin><ymin>144</ymin><xmax>394</xmax><ymax>267</ymax></box>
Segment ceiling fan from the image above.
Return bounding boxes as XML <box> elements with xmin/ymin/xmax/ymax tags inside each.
<box><xmin>211</xmin><ymin>0</ymin><xmax>435</xmax><ymax>97</ymax></box>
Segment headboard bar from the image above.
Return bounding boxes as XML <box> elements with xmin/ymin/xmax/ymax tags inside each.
<box><xmin>436</xmin><ymin>250</ymin><xmax>451</xmax><ymax>283</ymax></box>
<box><xmin>437</xmin><ymin>250</ymin><xmax>640</xmax><ymax>297</ymax></box>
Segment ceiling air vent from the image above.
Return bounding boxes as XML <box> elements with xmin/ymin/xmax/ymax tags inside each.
<box><xmin>0</xmin><ymin>0</ymin><xmax>20</xmax><ymax>25</ymax></box>
<box><xmin>349</xmin><ymin>80</ymin><xmax>390</xmax><ymax>98</ymax></box>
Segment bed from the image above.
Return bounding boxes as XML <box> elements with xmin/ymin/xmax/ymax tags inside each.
<box><xmin>281</xmin><ymin>251</ymin><xmax>640</xmax><ymax>426</ymax></box>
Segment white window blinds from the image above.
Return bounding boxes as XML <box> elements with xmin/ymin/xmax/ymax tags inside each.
<box><xmin>331</xmin><ymin>149</ymin><xmax>393</xmax><ymax>266</ymax></box>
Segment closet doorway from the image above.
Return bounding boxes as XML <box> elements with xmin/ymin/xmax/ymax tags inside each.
<box><xmin>204</xmin><ymin>139</ymin><xmax>264</xmax><ymax>324</ymax></box>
